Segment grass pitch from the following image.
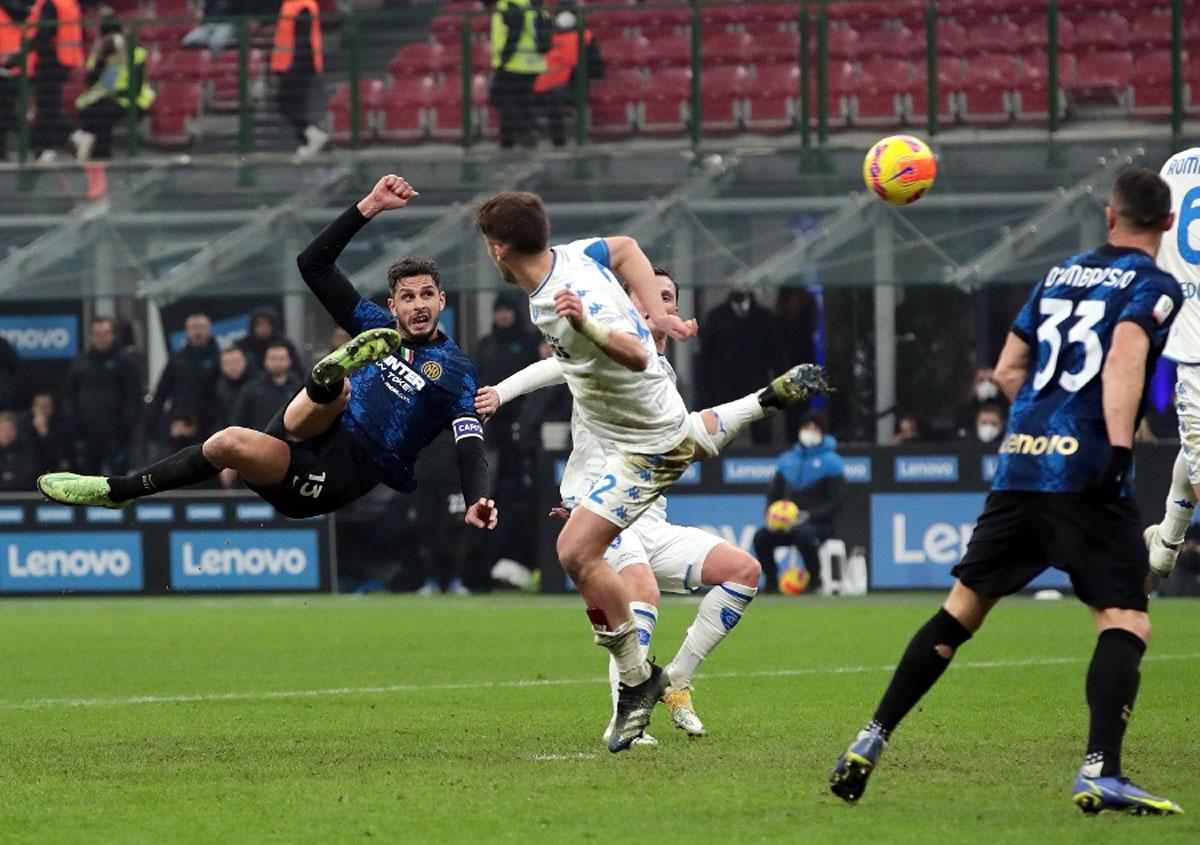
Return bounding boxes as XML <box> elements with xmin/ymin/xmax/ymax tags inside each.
<box><xmin>1</xmin><ymin>593</ymin><xmax>1197</xmax><ymax>844</ymax></box>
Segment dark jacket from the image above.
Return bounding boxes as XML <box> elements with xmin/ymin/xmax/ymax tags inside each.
<box><xmin>63</xmin><ymin>345</ymin><xmax>142</xmax><ymax>438</ymax></box>
<box><xmin>22</xmin><ymin>413</ymin><xmax>70</xmax><ymax>473</ymax></box>
<box><xmin>698</xmin><ymin>294</ymin><xmax>777</xmax><ymax>406</ymax></box>
<box><xmin>767</xmin><ymin>435</ymin><xmax>845</xmax><ymax>526</ymax></box>
<box><xmin>234</xmin><ymin>306</ymin><xmax>303</xmax><ymax>376</ymax></box>
<box><xmin>0</xmin><ymin>335</ymin><xmax>19</xmax><ymax>411</ymax></box>
<box><xmin>476</xmin><ymin>322</ymin><xmax>542</xmax><ymax>449</ymax></box>
<box><xmin>214</xmin><ymin>371</ymin><xmax>250</xmax><ymax>429</ymax></box>
<box><xmin>230</xmin><ymin>370</ymin><xmax>302</xmax><ymax>432</ymax></box>
<box><xmin>148</xmin><ymin>338</ymin><xmax>221</xmax><ymax>432</ymax></box>
<box><xmin>0</xmin><ymin>432</ymin><xmax>37</xmax><ymax>491</ymax></box>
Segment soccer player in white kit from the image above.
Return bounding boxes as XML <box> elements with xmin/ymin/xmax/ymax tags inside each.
<box><xmin>475</xmin><ymin>193</ymin><xmax>826</xmax><ymax>751</ymax></box>
<box><xmin>1144</xmin><ymin>148</ymin><xmax>1200</xmax><ymax>577</ymax></box>
<box><xmin>477</xmin><ymin>269</ymin><xmax>812</xmax><ymax>745</ymax></box>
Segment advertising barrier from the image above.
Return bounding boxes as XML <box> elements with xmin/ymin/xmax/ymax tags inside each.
<box><xmin>0</xmin><ymin>493</ymin><xmax>335</xmax><ymax>596</ymax></box>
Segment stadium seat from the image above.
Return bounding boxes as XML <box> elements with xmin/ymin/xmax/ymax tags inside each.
<box><xmin>826</xmin><ymin>1</ymin><xmax>881</xmax><ymax>26</ymax></box>
<box><xmin>1129</xmin><ymin>50</ymin><xmax>1178</xmax><ymax>119</ymax></box>
<box><xmin>744</xmin><ymin>3</ymin><xmax>802</xmax><ymax>27</ymax></box>
<box><xmin>698</xmin><ymin>65</ymin><xmax>748</xmax><ymax>135</ymax></box>
<box><xmin>430</xmin><ymin>13</ymin><xmax>489</xmax><ymax>49</ymax></box>
<box><xmin>148</xmin><ymin>48</ymin><xmax>213</xmax><ymax>83</ymax></box>
<box><xmin>743</xmin><ymin>64</ymin><xmax>797</xmax><ymax>133</ymax></box>
<box><xmin>1071</xmin><ymin>15</ymin><xmax>1129</xmax><ymax>51</ymax></box>
<box><xmin>209</xmin><ymin>49</ymin><xmax>266</xmax><ymax>112</ymax></box>
<box><xmin>641</xmin><ymin>67</ymin><xmax>690</xmax><ymax>136</ymax></box>
<box><xmin>427</xmin><ymin>74</ymin><xmax>489</xmax><ymax>142</ymax></box>
<box><xmin>1129</xmin><ymin>12</ymin><xmax>1172</xmax><ymax>51</ymax></box>
<box><xmin>326</xmin><ymin>78</ymin><xmax>385</xmax><ymax>144</ymax></box>
<box><xmin>857</xmin><ymin>24</ymin><xmax>919</xmax><ymax>60</ymax></box>
<box><xmin>959</xmin><ymin>53</ymin><xmax>1019</xmax><ymax>124</ymax></box>
<box><xmin>825</xmin><ymin>27</ymin><xmax>862</xmax><ymax>61</ymax></box>
<box><xmin>1020</xmin><ymin>17</ymin><xmax>1076</xmax><ymax>54</ymax></box>
<box><xmin>643</xmin><ymin>4</ymin><xmax>691</xmax><ymax>29</ymax></box>
<box><xmin>937</xmin><ymin>19</ymin><xmax>970</xmax><ymax>58</ymax></box>
<box><xmin>602</xmin><ymin>35</ymin><xmax>652</xmax><ymax>70</ymax></box>
<box><xmin>702</xmin><ymin>31</ymin><xmax>753</xmax><ymax>66</ymax></box>
<box><xmin>588</xmin><ymin>69</ymin><xmax>645</xmax><ymax>140</ymax></box>
<box><xmin>644</xmin><ymin>34</ymin><xmax>691</xmax><ymax>69</ymax></box>
<box><xmin>388</xmin><ymin>42</ymin><xmax>458</xmax><ymax>80</ymax></box>
<box><xmin>1069</xmin><ymin>51</ymin><xmax>1133</xmax><ymax>106</ymax></box>
<box><xmin>151</xmin><ymin>0</ymin><xmax>195</xmax><ymax>16</ymax></box>
<box><xmin>147</xmin><ymin>80</ymin><xmax>202</xmax><ymax>149</ymax></box>
<box><xmin>134</xmin><ymin>22</ymin><xmax>196</xmax><ymax>49</ymax></box>
<box><xmin>1187</xmin><ymin>16</ymin><xmax>1200</xmax><ymax>50</ymax></box>
<box><xmin>1013</xmin><ymin>53</ymin><xmax>1074</xmax><ymax>123</ymax></box>
<box><xmin>966</xmin><ymin>19</ymin><xmax>1021</xmax><ymax>56</ymax></box>
<box><xmin>908</xmin><ymin>59</ymin><xmax>965</xmax><ymax>126</ymax></box>
<box><xmin>378</xmin><ymin>77</ymin><xmax>436</xmax><ymax>143</ymax></box>
<box><xmin>587</xmin><ymin>9</ymin><xmax>641</xmax><ymax>37</ymax></box>
<box><xmin>752</xmin><ymin>31</ymin><xmax>800</xmax><ymax>65</ymax></box>
<box><xmin>848</xmin><ymin>58</ymin><xmax>910</xmax><ymax>127</ymax></box>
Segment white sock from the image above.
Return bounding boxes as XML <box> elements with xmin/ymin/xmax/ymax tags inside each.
<box><xmin>609</xmin><ymin>601</ymin><xmax>658</xmax><ymax>705</ymax></box>
<box><xmin>1161</xmin><ymin>449</ymin><xmax>1197</xmax><ymax>545</ymax></box>
<box><xmin>666</xmin><ymin>582</ymin><xmax>757</xmax><ymax>688</ymax></box>
<box><xmin>707</xmin><ymin>394</ymin><xmax>767</xmax><ymax>453</ymax></box>
<box><xmin>595</xmin><ymin>621</ymin><xmax>650</xmax><ymax>686</ymax></box>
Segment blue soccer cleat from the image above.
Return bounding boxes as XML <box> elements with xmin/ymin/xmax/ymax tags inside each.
<box><xmin>1073</xmin><ymin>771</ymin><xmax>1183</xmax><ymax>816</ymax></box>
<box><xmin>830</xmin><ymin>725</ymin><xmax>887</xmax><ymax>803</ymax></box>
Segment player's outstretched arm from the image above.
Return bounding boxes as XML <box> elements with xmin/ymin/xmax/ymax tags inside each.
<box><xmin>554</xmin><ymin>287</ymin><xmax>649</xmax><ymax>372</ymax></box>
<box><xmin>1103</xmin><ymin>322</ymin><xmax>1151</xmax><ymax>450</ymax></box>
<box><xmin>295</xmin><ymin>175</ymin><xmax>419</xmax><ymax>330</ymax></box>
<box><xmin>605</xmin><ymin>235</ymin><xmax>697</xmax><ymax>342</ymax></box>
<box><xmin>475</xmin><ymin>357</ymin><xmax>566</xmax><ymax>419</ymax></box>
<box><xmin>993</xmin><ymin>332</ymin><xmax>1032</xmax><ymax>402</ymax></box>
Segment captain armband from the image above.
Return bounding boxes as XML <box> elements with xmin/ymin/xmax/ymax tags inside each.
<box><xmin>452</xmin><ymin>417</ymin><xmax>484</xmax><ymax>441</ymax></box>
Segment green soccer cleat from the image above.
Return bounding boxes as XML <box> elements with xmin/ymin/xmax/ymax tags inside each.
<box><xmin>759</xmin><ymin>363</ymin><xmax>833</xmax><ymax>410</ymax></box>
<box><xmin>310</xmin><ymin>327</ymin><xmax>404</xmax><ymax>388</ymax></box>
<box><xmin>37</xmin><ymin>473</ymin><xmax>127</xmax><ymax>509</ymax></box>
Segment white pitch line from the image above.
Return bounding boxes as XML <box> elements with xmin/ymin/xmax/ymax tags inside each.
<box><xmin>5</xmin><ymin>652</ymin><xmax>1199</xmax><ymax>712</ymax></box>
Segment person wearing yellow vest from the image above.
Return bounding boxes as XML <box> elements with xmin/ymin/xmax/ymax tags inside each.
<box><xmin>533</xmin><ymin>1</ymin><xmax>603</xmax><ymax>148</ymax></box>
<box><xmin>70</xmin><ymin>8</ymin><xmax>155</xmax><ymax>162</ymax></box>
<box><xmin>0</xmin><ymin>2</ymin><xmax>24</xmax><ymax>160</ymax></box>
<box><xmin>486</xmin><ymin>0</ymin><xmax>550</xmax><ymax>149</ymax></box>
<box><xmin>272</xmin><ymin>0</ymin><xmax>327</xmax><ymax>158</ymax></box>
<box><xmin>21</xmin><ymin>0</ymin><xmax>83</xmax><ymax>161</ymax></box>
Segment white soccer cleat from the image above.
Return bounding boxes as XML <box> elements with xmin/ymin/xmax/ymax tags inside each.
<box><xmin>603</xmin><ymin>715</ymin><xmax>658</xmax><ymax>748</ymax></box>
<box><xmin>1144</xmin><ymin>525</ymin><xmax>1180</xmax><ymax>578</ymax></box>
<box><xmin>662</xmin><ymin>685</ymin><xmax>706</xmax><ymax>737</ymax></box>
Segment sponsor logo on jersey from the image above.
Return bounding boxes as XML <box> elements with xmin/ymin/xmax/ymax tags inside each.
<box><xmin>170</xmin><ymin>530</ymin><xmax>320</xmax><ymax>590</ymax></box>
<box><xmin>1165</xmin><ymin>154</ymin><xmax>1200</xmax><ymax>175</ymax></box>
<box><xmin>1</xmin><ymin>532</ymin><xmax>143</xmax><ymax>592</ymax></box>
<box><xmin>0</xmin><ymin>314</ymin><xmax>79</xmax><ymax>359</ymax></box>
<box><xmin>894</xmin><ymin>456</ymin><xmax>959</xmax><ymax>482</ymax></box>
<box><xmin>1153</xmin><ymin>293</ymin><xmax>1176</xmax><ymax>326</ymax></box>
<box><xmin>421</xmin><ymin>361</ymin><xmax>443</xmax><ymax>381</ymax></box>
<box><xmin>998</xmin><ymin>433</ymin><xmax>1079</xmax><ymax>456</ymax></box>
<box><xmin>377</xmin><ymin>355</ymin><xmax>427</xmax><ymax>400</ymax></box>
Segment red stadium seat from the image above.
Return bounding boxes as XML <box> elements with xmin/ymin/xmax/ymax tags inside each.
<box><xmin>743</xmin><ymin>64</ymin><xmax>797</xmax><ymax>133</ymax></box>
<box><xmin>148</xmin><ymin>48</ymin><xmax>213</xmax><ymax>83</ymax></box>
<box><xmin>937</xmin><ymin>20</ymin><xmax>970</xmax><ymax>58</ymax></box>
<box><xmin>641</xmin><ymin>67</ymin><xmax>690</xmax><ymax>136</ymax></box>
<box><xmin>151</xmin><ymin>0</ymin><xmax>195</xmax><ymax>16</ymax></box>
<box><xmin>588</xmin><ymin>69</ymin><xmax>645</xmax><ymax>140</ymax></box>
<box><xmin>603</xmin><ymin>35</ymin><xmax>653</xmax><ymax>70</ymax></box>
<box><xmin>1013</xmin><ymin>53</ymin><xmax>1074</xmax><ymax>123</ymax></box>
<box><xmin>849</xmin><ymin>58</ymin><xmax>910</xmax><ymax>127</ymax></box>
<box><xmin>959</xmin><ymin>53</ymin><xmax>1019</xmax><ymax>124</ymax></box>
<box><xmin>827</xmin><ymin>1</ymin><xmax>882</xmax><ymax>26</ymax></box>
<box><xmin>825</xmin><ymin>27</ymin><xmax>862</xmax><ymax>61</ymax></box>
<box><xmin>147</xmin><ymin>80</ymin><xmax>202</xmax><ymax>149</ymax></box>
<box><xmin>1071</xmin><ymin>15</ymin><xmax>1129</xmax><ymax>51</ymax></box>
<box><xmin>1020</xmin><ymin>17</ymin><xmax>1075</xmax><ymax>54</ymax></box>
<box><xmin>908</xmin><ymin>59</ymin><xmax>966</xmax><ymax>126</ymax></box>
<box><xmin>699</xmin><ymin>65</ymin><xmax>748</xmax><ymax>134</ymax></box>
<box><xmin>1069</xmin><ymin>51</ymin><xmax>1132</xmax><ymax>105</ymax></box>
<box><xmin>643</xmin><ymin>5</ymin><xmax>691</xmax><ymax>29</ymax></box>
<box><xmin>378</xmin><ymin>77</ymin><xmax>436</xmax><ymax>143</ymax></box>
<box><xmin>753</xmin><ymin>31</ymin><xmax>800</xmax><ymax>65</ymax></box>
<box><xmin>427</xmin><ymin>74</ymin><xmax>489</xmax><ymax>141</ymax></box>
<box><xmin>966</xmin><ymin>19</ymin><xmax>1021</xmax><ymax>56</ymax></box>
<box><xmin>644</xmin><ymin>34</ymin><xmax>691</xmax><ymax>69</ymax></box>
<box><xmin>702</xmin><ymin>31</ymin><xmax>752</xmax><ymax>66</ymax></box>
<box><xmin>326</xmin><ymin>78</ymin><xmax>385</xmax><ymax>144</ymax></box>
<box><xmin>857</xmin><ymin>24</ymin><xmax>920</xmax><ymax>60</ymax></box>
<box><xmin>1129</xmin><ymin>12</ymin><xmax>1172</xmax><ymax>51</ymax></box>
<box><xmin>209</xmin><ymin>49</ymin><xmax>266</xmax><ymax>112</ymax></box>
<box><xmin>745</xmin><ymin>3</ymin><xmax>802</xmax><ymax>27</ymax></box>
<box><xmin>1129</xmin><ymin>50</ymin><xmax>1178</xmax><ymax>119</ymax></box>
<box><xmin>1187</xmin><ymin>16</ymin><xmax>1200</xmax><ymax>50</ymax></box>
<box><xmin>388</xmin><ymin>42</ymin><xmax>457</xmax><ymax>80</ymax></box>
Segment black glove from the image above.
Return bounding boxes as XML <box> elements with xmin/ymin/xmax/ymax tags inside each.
<box><xmin>1091</xmin><ymin>446</ymin><xmax>1133</xmax><ymax>500</ymax></box>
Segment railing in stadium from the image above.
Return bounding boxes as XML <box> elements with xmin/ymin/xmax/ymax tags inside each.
<box><xmin>5</xmin><ymin>0</ymin><xmax>1192</xmax><ymax>161</ymax></box>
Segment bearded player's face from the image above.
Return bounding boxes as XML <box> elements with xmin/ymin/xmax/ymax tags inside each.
<box><xmin>388</xmin><ymin>275</ymin><xmax>445</xmax><ymax>343</ymax></box>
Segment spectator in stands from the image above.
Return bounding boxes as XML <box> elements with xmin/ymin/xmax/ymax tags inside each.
<box><xmin>24</xmin><ymin>390</ymin><xmax>68</xmax><ymax>472</ymax></box>
<box><xmin>271</xmin><ymin>0</ymin><xmax>327</xmax><ymax>158</ymax></box>
<box><xmin>748</xmin><ymin>412</ymin><xmax>844</xmax><ymax>590</ymax></box>
<box><xmin>71</xmin><ymin>7</ymin><xmax>155</xmax><ymax>162</ymax></box>
<box><xmin>698</xmin><ymin>284</ymin><xmax>777</xmax><ymax>445</ymax></box>
<box><xmin>775</xmin><ymin>286</ymin><xmax>820</xmax><ymax>441</ymax></box>
<box><xmin>148</xmin><ymin>313</ymin><xmax>221</xmax><ymax>439</ymax></box>
<box><xmin>0</xmin><ymin>331</ymin><xmax>19</xmax><ymax>410</ymax></box>
<box><xmin>230</xmin><ymin>340</ymin><xmax>301</xmax><ymax>431</ymax></box>
<box><xmin>214</xmin><ymin>346</ymin><xmax>249</xmax><ymax>427</ymax></box>
<box><xmin>184</xmin><ymin>0</ymin><xmax>277</xmax><ymax>52</ymax></box>
<box><xmin>967</xmin><ymin>402</ymin><xmax>1005</xmax><ymax>445</ymax></box>
<box><xmin>235</xmin><ymin>306</ymin><xmax>301</xmax><ymax>375</ymax></box>
<box><xmin>533</xmin><ymin>0</ymin><xmax>603</xmax><ymax>148</ymax></box>
<box><xmin>894</xmin><ymin>413</ymin><xmax>926</xmax><ymax>444</ymax></box>
<box><xmin>0</xmin><ymin>1</ymin><xmax>23</xmax><ymax>161</ymax></box>
<box><xmin>752</xmin><ymin>412</ymin><xmax>844</xmax><ymax>594</ymax></box>
<box><xmin>954</xmin><ymin>367</ymin><xmax>1009</xmax><ymax>439</ymax></box>
<box><xmin>0</xmin><ymin>410</ymin><xmax>35</xmax><ymax>491</ymax></box>
<box><xmin>487</xmin><ymin>0</ymin><xmax>550</xmax><ymax>149</ymax></box>
<box><xmin>63</xmin><ymin>316</ymin><xmax>141</xmax><ymax>475</ymax></box>
<box><xmin>19</xmin><ymin>0</ymin><xmax>84</xmax><ymax>162</ymax></box>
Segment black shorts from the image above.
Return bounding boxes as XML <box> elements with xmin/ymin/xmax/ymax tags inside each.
<box><xmin>245</xmin><ymin>407</ymin><xmax>383</xmax><ymax>519</ymax></box>
<box><xmin>951</xmin><ymin>491</ymin><xmax>1148</xmax><ymax>612</ymax></box>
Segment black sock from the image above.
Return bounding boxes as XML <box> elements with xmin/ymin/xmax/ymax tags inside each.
<box><xmin>305</xmin><ymin>371</ymin><xmax>343</xmax><ymax>404</ymax></box>
<box><xmin>757</xmin><ymin>383</ymin><xmax>782</xmax><ymax>410</ymax></box>
<box><xmin>1085</xmin><ymin>628</ymin><xmax>1145</xmax><ymax>777</ymax></box>
<box><xmin>872</xmin><ymin>608</ymin><xmax>973</xmax><ymax>735</ymax></box>
<box><xmin>107</xmin><ymin>444</ymin><xmax>220</xmax><ymax>502</ymax></box>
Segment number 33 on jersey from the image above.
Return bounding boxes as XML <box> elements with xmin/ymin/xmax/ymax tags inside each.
<box><xmin>994</xmin><ymin>244</ymin><xmax>1182</xmax><ymax>494</ymax></box>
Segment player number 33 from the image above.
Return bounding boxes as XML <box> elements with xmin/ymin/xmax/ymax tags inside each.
<box><xmin>1033</xmin><ymin>298</ymin><xmax>1104</xmax><ymax>393</ymax></box>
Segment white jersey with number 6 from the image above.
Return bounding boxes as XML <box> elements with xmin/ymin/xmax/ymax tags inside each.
<box><xmin>1160</xmin><ymin>148</ymin><xmax>1200</xmax><ymax>364</ymax></box>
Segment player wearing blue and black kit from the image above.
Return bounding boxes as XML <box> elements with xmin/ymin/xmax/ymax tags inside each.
<box><xmin>38</xmin><ymin>175</ymin><xmax>498</xmax><ymax>531</ymax></box>
<box><xmin>830</xmin><ymin>168</ymin><xmax>1184</xmax><ymax>815</ymax></box>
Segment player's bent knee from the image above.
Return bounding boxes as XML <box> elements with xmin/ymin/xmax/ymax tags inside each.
<box><xmin>202</xmin><ymin>427</ymin><xmax>252</xmax><ymax>467</ymax></box>
<box><xmin>703</xmin><ymin>545</ymin><xmax>761</xmax><ymax>588</ymax></box>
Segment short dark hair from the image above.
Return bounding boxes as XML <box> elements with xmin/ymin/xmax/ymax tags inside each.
<box><xmin>91</xmin><ymin>316</ymin><xmax>116</xmax><ymax>330</ymax></box>
<box><xmin>651</xmin><ymin>265</ymin><xmax>679</xmax><ymax>297</ymax></box>
<box><xmin>801</xmin><ymin>410</ymin><xmax>828</xmax><ymax>432</ymax></box>
<box><xmin>264</xmin><ymin>341</ymin><xmax>292</xmax><ymax>356</ymax></box>
<box><xmin>976</xmin><ymin>402</ymin><xmax>1006</xmax><ymax>420</ymax></box>
<box><xmin>1111</xmin><ymin>167</ymin><xmax>1172</xmax><ymax>232</ymax></box>
<box><xmin>475</xmin><ymin>192</ymin><xmax>550</xmax><ymax>254</ymax></box>
<box><xmin>387</xmin><ymin>256</ymin><xmax>441</xmax><ymax>294</ymax></box>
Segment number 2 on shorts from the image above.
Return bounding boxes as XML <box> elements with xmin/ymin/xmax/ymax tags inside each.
<box><xmin>588</xmin><ymin>474</ymin><xmax>617</xmax><ymax>505</ymax></box>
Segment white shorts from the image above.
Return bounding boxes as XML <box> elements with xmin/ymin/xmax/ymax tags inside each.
<box><xmin>604</xmin><ymin>518</ymin><xmax>724</xmax><ymax>594</ymax></box>
<box><xmin>1177</xmin><ymin>364</ymin><xmax>1200</xmax><ymax>485</ymax></box>
<box><xmin>578</xmin><ymin>415</ymin><xmax>706</xmax><ymax>529</ymax></box>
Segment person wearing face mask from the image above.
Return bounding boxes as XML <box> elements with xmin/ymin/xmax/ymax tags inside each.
<box><xmin>969</xmin><ymin>403</ymin><xmax>1005</xmax><ymax>445</ymax></box>
<box><xmin>955</xmin><ymin>367</ymin><xmax>1009</xmax><ymax>439</ymax></box>
<box><xmin>699</xmin><ymin>284</ymin><xmax>779</xmax><ymax>445</ymax></box>
<box><xmin>533</xmin><ymin>0</ymin><xmax>603</xmax><ymax>148</ymax></box>
<box><xmin>752</xmin><ymin>412</ymin><xmax>845</xmax><ymax>594</ymax></box>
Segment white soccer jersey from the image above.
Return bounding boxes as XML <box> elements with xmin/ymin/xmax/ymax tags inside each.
<box><xmin>1160</xmin><ymin>148</ymin><xmax>1200</xmax><ymax>364</ymax></box>
<box><xmin>528</xmin><ymin>237</ymin><xmax>689</xmax><ymax>452</ymax></box>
